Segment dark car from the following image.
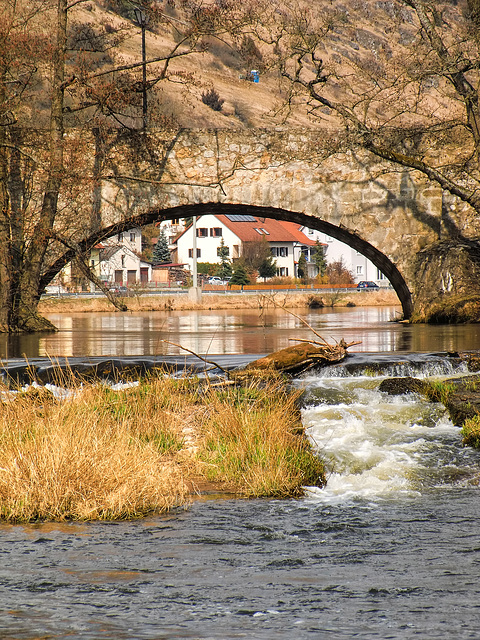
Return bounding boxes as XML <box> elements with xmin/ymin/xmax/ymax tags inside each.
<box><xmin>357</xmin><ymin>280</ymin><xmax>380</xmax><ymax>290</ymax></box>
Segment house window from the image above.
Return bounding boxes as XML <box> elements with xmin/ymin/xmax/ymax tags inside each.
<box><xmin>117</xmin><ymin>233</ymin><xmax>123</xmax><ymax>242</ymax></box>
<box><xmin>210</xmin><ymin>228</ymin><xmax>222</xmax><ymax>237</ymax></box>
<box><xmin>130</xmin><ymin>232</ymin><xmax>136</xmax><ymax>242</ymax></box>
<box><xmin>261</xmin><ymin>228</ymin><xmax>270</xmax><ymax>235</ymax></box>
<box><xmin>377</xmin><ymin>268</ymin><xmax>386</xmax><ymax>280</ymax></box>
<box><xmin>121</xmin><ymin>255</ymin><xmax>125</xmax><ymax>267</ymax></box>
<box><xmin>254</xmin><ymin>228</ymin><xmax>264</xmax><ymax>235</ymax></box>
<box><xmin>356</xmin><ymin>265</ymin><xmax>363</xmax><ymax>274</ymax></box>
<box><xmin>271</xmin><ymin>247</ymin><xmax>278</xmax><ymax>257</ymax></box>
<box><xmin>279</xmin><ymin>247</ymin><xmax>288</xmax><ymax>257</ymax></box>
<box><xmin>217</xmin><ymin>246</ymin><xmax>229</xmax><ymax>257</ymax></box>
<box><xmin>91</xmin><ymin>259</ymin><xmax>95</xmax><ymax>267</ymax></box>
<box><xmin>308</xmin><ymin>228</ymin><xmax>314</xmax><ymax>235</ymax></box>
<box><xmin>196</xmin><ymin>228</ymin><xmax>208</xmax><ymax>238</ymax></box>
<box><xmin>277</xmin><ymin>267</ymin><xmax>289</xmax><ymax>277</ymax></box>
<box><xmin>189</xmin><ymin>249</ymin><xmax>201</xmax><ymax>258</ymax></box>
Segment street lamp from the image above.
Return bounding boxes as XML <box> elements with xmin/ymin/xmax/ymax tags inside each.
<box><xmin>134</xmin><ymin>6</ymin><xmax>148</xmax><ymax>130</ymax></box>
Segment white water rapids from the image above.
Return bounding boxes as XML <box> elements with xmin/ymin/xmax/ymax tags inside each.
<box><xmin>299</xmin><ymin>364</ymin><xmax>480</xmax><ymax>504</ymax></box>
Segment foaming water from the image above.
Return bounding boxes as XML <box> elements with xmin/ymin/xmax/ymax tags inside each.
<box><xmin>299</xmin><ymin>363</ymin><xmax>479</xmax><ymax>505</ymax></box>
<box><xmin>1</xmin><ymin>357</ymin><xmax>480</xmax><ymax>639</ymax></box>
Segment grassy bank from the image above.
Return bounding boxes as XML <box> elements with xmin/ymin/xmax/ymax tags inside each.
<box><xmin>39</xmin><ymin>289</ymin><xmax>400</xmax><ymax>315</ymax></box>
<box><xmin>0</xmin><ymin>375</ymin><xmax>324</xmax><ymax>522</ymax></box>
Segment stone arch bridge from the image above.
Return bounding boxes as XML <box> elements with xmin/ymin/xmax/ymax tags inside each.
<box><xmin>48</xmin><ymin>128</ymin><xmax>480</xmax><ymax>322</ymax></box>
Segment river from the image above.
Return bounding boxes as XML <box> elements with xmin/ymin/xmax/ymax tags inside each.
<box><xmin>2</xmin><ymin>305</ymin><xmax>480</xmax><ymax>358</ymax></box>
<box><xmin>1</xmin><ymin>306</ymin><xmax>480</xmax><ymax>639</ymax></box>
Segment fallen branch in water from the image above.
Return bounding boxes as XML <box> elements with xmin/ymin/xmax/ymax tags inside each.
<box><xmin>161</xmin><ymin>340</ymin><xmax>230</xmax><ymax>378</ymax></box>
<box><xmin>244</xmin><ymin>296</ymin><xmax>361</xmax><ymax>374</ymax></box>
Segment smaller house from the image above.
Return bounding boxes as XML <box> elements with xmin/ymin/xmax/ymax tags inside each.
<box><xmin>91</xmin><ymin>243</ymin><xmax>152</xmax><ymax>286</ymax></box>
<box><xmin>300</xmin><ymin>226</ymin><xmax>390</xmax><ymax>285</ymax></box>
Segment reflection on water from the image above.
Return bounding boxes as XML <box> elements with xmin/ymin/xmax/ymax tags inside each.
<box><xmin>0</xmin><ymin>305</ymin><xmax>480</xmax><ymax>358</ymax></box>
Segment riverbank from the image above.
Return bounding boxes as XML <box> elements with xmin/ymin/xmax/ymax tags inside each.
<box><xmin>0</xmin><ymin>374</ymin><xmax>324</xmax><ymax>522</ymax></box>
<box><xmin>39</xmin><ymin>289</ymin><xmax>400</xmax><ymax>314</ymax></box>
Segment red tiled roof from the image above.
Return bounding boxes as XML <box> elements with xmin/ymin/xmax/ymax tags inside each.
<box><xmin>211</xmin><ymin>215</ymin><xmax>317</xmax><ymax>245</ymax></box>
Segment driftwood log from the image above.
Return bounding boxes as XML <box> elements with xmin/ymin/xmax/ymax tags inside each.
<box><xmin>244</xmin><ymin>339</ymin><xmax>359</xmax><ymax>374</ymax></box>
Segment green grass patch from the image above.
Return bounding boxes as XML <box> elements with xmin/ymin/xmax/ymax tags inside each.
<box><xmin>461</xmin><ymin>415</ymin><xmax>480</xmax><ymax>449</ymax></box>
<box><xmin>424</xmin><ymin>380</ymin><xmax>457</xmax><ymax>404</ymax></box>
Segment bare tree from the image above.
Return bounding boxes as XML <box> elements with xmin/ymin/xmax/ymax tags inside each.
<box><xmin>253</xmin><ymin>0</ymin><xmax>480</xmax><ymax>320</ymax></box>
<box><xmin>0</xmin><ymin>0</ymin><xmax>258</xmax><ymax>332</ymax></box>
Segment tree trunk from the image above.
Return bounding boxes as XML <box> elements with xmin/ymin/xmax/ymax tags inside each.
<box><xmin>0</xmin><ymin>0</ymin><xmax>67</xmax><ymax>333</ymax></box>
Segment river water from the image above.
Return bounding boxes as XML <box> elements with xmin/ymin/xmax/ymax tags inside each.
<box><xmin>2</xmin><ymin>305</ymin><xmax>480</xmax><ymax>358</ymax></box>
<box><xmin>1</xmin><ymin>307</ymin><xmax>480</xmax><ymax>639</ymax></box>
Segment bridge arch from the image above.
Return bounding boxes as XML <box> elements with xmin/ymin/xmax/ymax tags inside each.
<box><xmin>74</xmin><ymin>202</ymin><xmax>412</xmax><ymax>318</ymax></box>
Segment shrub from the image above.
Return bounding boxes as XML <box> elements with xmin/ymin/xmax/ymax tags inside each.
<box><xmin>201</xmin><ymin>88</ymin><xmax>224</xmax><ymax>111</ymax></box>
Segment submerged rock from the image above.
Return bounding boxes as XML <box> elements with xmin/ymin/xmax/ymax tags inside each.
<box><xmin>379</xmin><ymin>371</ymin><xmax>480</xmax><ymax>431</ymax></box>
<box><xmin>378</xmin><ymin>376</ymin><xmax>427</xmax><ymax>396</ymax></box>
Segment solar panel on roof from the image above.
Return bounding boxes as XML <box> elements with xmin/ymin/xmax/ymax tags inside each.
<box><xmin>225</xmin><ymin>214</ymin><xmax>257</xmax><ymax>222</ymax></box>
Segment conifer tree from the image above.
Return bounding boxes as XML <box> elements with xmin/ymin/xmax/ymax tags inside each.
<box><xmin>313</xmin><ymin>241</ymin><xmax>327</xmax><ymax>277</ymax></box>
<box><xmin>258</xmin><ymin>254</ymin><xmax>277</xmax><ymax>281</ymax></box>
<box><xmin>297</xmin><ymin>253</ymin><xmax>307</xmax><ymax>280</ymax></box>
<box><xmin>230</xmin><ymin>263</ymin><xmax>250</xmax><ymax>286</ymax></box>
<box><xmin>152</xmin><ymin>229</ymin><xmax>171</xmax><ymax>264</ymax></box>
<box><xmin>216</xmin><ymin>238</ymin><xmax>232</xmax><ymax>280</ymax></box>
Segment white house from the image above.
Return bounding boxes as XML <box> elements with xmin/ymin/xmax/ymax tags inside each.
<box><xmin>92</xmin><ymin>244</ymin><xmax>152</xmax><ymax>286</ymax></box>
<box><xmin>50</xmin><ymin>227</ymin><xmax>151</xmax><ymax>291</ymax></box>
<box><xmin>300</xmin><ymin>226</ymin><xmax>390</xmax><ymax>286</ymax></box>
<box><xmin>91</xmin><ymin>228</ymin><xmax>151</xmax><ymax>287</ymax></box>
<box><xmin>173</xmin><ymin>214</ymin><xmax>316</xmax><ymax>278</ymax></box>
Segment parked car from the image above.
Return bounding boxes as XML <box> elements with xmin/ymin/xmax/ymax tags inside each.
<box><xmin>356</xmin><ymin>280</ymin><xmax>380</xmax><ymax>290</ymax></box>
<box><xmin>109</xmin><ymin>285</ymin><xmax>132</xmax><ymax>296</ymax></box>
<box><xmin>206</xmin><ymin>277</ymin><xmax>230</xmax><ymax>285</ymax></box>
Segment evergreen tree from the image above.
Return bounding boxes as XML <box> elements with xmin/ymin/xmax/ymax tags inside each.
<box><xmin>216</xmin><ymin>238</ymin><xmax>232</xmax><ymax>280</ymax></box>
<box><xmin>258</xmin><ymin>254</ymin><xmax>277</xmax><ymax>280</ymax></box>
<box><xmin>230</xmin><ymin>263</ymin><xmax>250</xmax><ymax>285</ymax></box>
<box><xmin>152</xmin><ymin>229</ymin><xmax>171</xmax><ymax>264</ymax></box>
<box><xmin>313</xmin><ymin>240</ymin><xmax>327</xmax><ymax>277</ymax></box>
<box><xmin>297</xmin><ymin>252</ymin><xmax>307</xmax><ymax>280</ymax></box>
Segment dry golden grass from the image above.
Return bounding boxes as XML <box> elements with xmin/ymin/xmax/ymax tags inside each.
<box><xmin>0</xmin><ymin>375</ymin><xmax>324</xmax><ymax>522</ymax></box>
<box><xmin>192</xmin><ymin>380</ymin><xmax>325</xmax><ymax>497</ymax></box>
<box><xmin>0</xmin><ymin>381</ymin><xmax>189</xmax><ymax>522</ymax></box>
<box><xmin>39</xmin><ymin>289</ymin><xmax>400</xmax><ymax>314</ymax></box>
